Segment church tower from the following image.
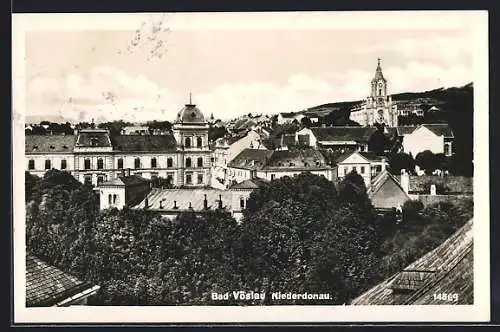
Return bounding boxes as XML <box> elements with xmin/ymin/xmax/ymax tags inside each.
<box><xmin>364</xmin><ymin>58</ymin><xmax>398</xmax><ymax>127</ymax></box>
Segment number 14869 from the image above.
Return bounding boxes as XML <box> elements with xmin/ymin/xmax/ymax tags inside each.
<box><xmin>433</xmin><ymin>293</ymin><xmax>459</xmax><ymax>302</ymax></box>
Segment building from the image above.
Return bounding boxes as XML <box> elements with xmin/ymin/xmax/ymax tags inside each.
<box><xmin>350</xmin><ymin>58</ymin><xmax>398</xmax><ymax>127</ymax></box>
<box><xmin>25</xmin><ymin>100</ymin><xmax>213</xmax><ymax>187</ymax></box>
<box><xmin>295</xmin><ymin>126</ymin><xmax>377</xmax><ymax>152</ymax></box>
<box><xmin>335</xmin><ymin>151</ymin><xmax>388</xmax><ymax>188</ymax></box>
<box><xmin>26</xmin><ymin>255</ymin><xmax>100</xmax><ymax>307</ymax></box>
<box><xmin>368</xmin><ymin>169</ymin><xmax>410</xmax><ymax>210</ymax></box>
<box><xmin>97</xmin><ymin>173</ymin><xmax>151</xmax><ymax>210</ymax></box>
<box><xmin>120</xmin><ymin>126</ymin><xmax>150</xmax><ymax>135</ymax></box>
<box><xmin>351</xmin><ymin>218</ymin><xmax>473</xmax><ymax>305</ymax></box>
<box><xmin>277</xmin><ymin>112</ymin><xmax>304</xmax><ymax>125</ymax></box>
<box><xmin>391</xmin><ymin>124</ymin><xmax>454</xmax><ymax>157</ymax></box>
<box><xmin>227</xmin><ymin>148</ymin><xmax>336</xmax><ymax>183</ymax></box>
<box><xmin>212</xmin><ymin>130</ymin><xmax>268</xmax><ymax>189</ymax></box>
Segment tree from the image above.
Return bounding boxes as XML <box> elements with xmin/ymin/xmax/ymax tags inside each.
<box><xmin>368</xmin><ymin>128</ymin><xmax>391</xmax><ymax>154</ymax></box>
<box><xmin>415</xmin><ymin>150</ymin><xmax>440</xmax><ymax>173</ymax></box>
<box><xmin>388</xmin><ymin>152</ymin><xmax>415</xmax><ymax>174</ymax></box>
<box><xmin>25</xmin><ymin>171</ymin><xmax>40</xmax><ymax>203</ymax></box>
<box><xmin>300</xmin><ymin>116</ymin><xmax>312</xmax><ymax>128</ymax></box>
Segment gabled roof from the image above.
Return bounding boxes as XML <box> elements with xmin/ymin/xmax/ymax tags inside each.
<box><xmin>335</xmin><ymin>151</ymin><xmax>384</xmax><ymax>164</ymax></box>
<box><xmin>310</xmin><ymin>126</ymin><xmax>376</xmax><ymax>143</ymax></box>
<box><xmin>351</xmin><ymin>219</ymin><xmax>473</xmax><ymax>305</ymax></box>
<box><xmin>266</xmin><ymin>149</ymin><xmax>330</xmax><ymax>169</ymax></box>
<box><xmin>228</xmin><ymin>149</ymin><xmax>274</xmax><ymax>170</ymax></box>
<box><xmin>26</xmin><ymin>255</ymin><xmax>97</xmax><ymax>307</ymax></box>
<box><xmin>111</xmin><ymin>135</ymin><xmax>177</xmax><ymax>152</ymax></box>
<box><xmin>230</xmin><ymin>178</ymin><xmax>268</xmax><ymax>189</ymax></box>
<box><xmin>395</xmin><ymin>124</ymin><xmax>454</xmax><ymax>138</ymax></box>
<box><xmin>369</xmin><ymin>169</ymin><xmax>410</xmax><ymax>201</ymax></box>
<box><xmin>99</xmin><ymin>175</ymin><xmax>150</xmax><ymax>187</ymax></box>
<box><xmin>25</xmin><ymin>135</ymin><xmax>76</xmax><ymax>153</ymax></box>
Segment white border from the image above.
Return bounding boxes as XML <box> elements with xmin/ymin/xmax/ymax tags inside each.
<box><xmin>12</xmin><ymin>11</ymin><xmax>490</xmax><ymax>323</ymax></box>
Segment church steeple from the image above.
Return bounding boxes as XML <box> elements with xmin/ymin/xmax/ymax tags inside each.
<box><xmin>372</xmin><ymin>58</ymin><xmax>386</xmax><ymax>83</ymax></box>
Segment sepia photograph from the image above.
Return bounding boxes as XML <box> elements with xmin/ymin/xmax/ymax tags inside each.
<box><xmin>12</xmin><ymin>10</ymin><xmax>490</xmax><ymax>323</ymax></box>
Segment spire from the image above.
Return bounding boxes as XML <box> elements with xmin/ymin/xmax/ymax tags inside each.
<box><xmin>189</xmin><ymin>92</ymin><xmax>192</xmax><ymax>105</ymax></box>
<box><xmin>373</xmin><ymin>57</ymin><xmax>386</xmax><ymax>82</ymax></box>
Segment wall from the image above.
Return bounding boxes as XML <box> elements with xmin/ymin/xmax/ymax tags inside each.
<box><xmin>414</xmin><ymin>194</ymin><xmax>473</xmax><ymax>206</ymax></box>
<box><xmin>26</xmin><ymin>153</ymin><xmax>75</xmax><ymax>177</ymax></box>
<box><xmin>403</xmin><ymin>127</ymin><xmax>444</xmax><ymax>157</ymax></box>
<box><xmin>256</xmin><ymin>169</ymin><xmax>334</xmax><ymax>182</ymax></box>
<box><xmin>99</xmin><ymin>187</ymin><xmax>126</xmax><ymax>210</ymax></box>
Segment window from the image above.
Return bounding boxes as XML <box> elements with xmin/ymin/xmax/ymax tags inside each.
<box><xmin>344</xmin><ymin>167</ymin><xmax>347</xmax><ymax>176</ymax></box>
<box><xmin>134</xmin><ymin>157</ymin><xmax>141</xmax><ymax>169</ymax></box>
<box><xmin>186</xmin><ymin>157</ymin><xmax>192</xmax><ymax>168</ymax></box>
<box><xmin>84</xmin><ymin>175</ymin><xmax>92</xmax><ymax>185</ymax></box>
<box><xmin>360</xmin><ymin>166</ymin><xmax>365</xmax><ymax>174</ymax></box>
<box><xmin>186</xmin><ymin>173</ymin><xmax>192</xmax><ymax>184</ymax></box>
<box><xmin>151</xmin><ymin>157</ymin><xmax>157</xmax><ymax>168</ymax></box>
<box><xmin>61</xmin><ymin>159</ymin><xmax>67</xmax><ymax>170</ymax></box>
<box><xmin>197</xmin><ymin>157</ymin><xmax>203</xmax><ymax>167</ymax></box>
<box><xmin>113</xmin><ymin>194</ymin><xmax>117</xmax><ymax>204</ymax></box>
<box><xmin>240</xmin><ymin>197</ymin><xmax>245</xmax><ymax>209</ymax></box>
<box><xmin>151</xmin><ymin>172</ymin><xmax>158</xmax><ymax>181</ymax></box>
<box><xmin>45</xmin><ymin>159</ymin><xmax>51</xmax><ymax>170</ymax></box>
<box><xmin>97</xmin><ymin>158</ymin><xmax>104</xmax><ymax>170</ymax></box>
<box><xmin>167</xmin><ymin>173</ymin><xmax>174</xmax><ymax>185</ymax></box>
<box><xmin>271</xmin><ymin>174</ymin><xmax>276</xmax><ymax>180</ymax></box>
<box><xmin>197</xmin><ymin>173</ymin><xmax>203</xmax><ymax>184</ymax></box>
<box><xmin>84</xmin><ymin>159</ymin><xmax>91</xmax><ymax>170</ymax></box>
<box><xmin>108</xmin><ymin>194</ymin><xmax>112</xmax><ymax>205</ymax></box>
<box><xmin>185</xmin><ymin>137</ymin><xmax>191</xmax><ymax>148</ymax></box>
<box><xmin>444</xmin><ymin>143</ymin><xmax>452</xmax><ymax>156</ymax></box>
<box><xmin>378</xmin><ymin>88</ymin><xmax>382</xmax><ymax>96</ymax></box>
<box><xmin>353</xmin><ymin>166</ymin><xmax>357</xmax><ymax>173</ymax></box>
<box><xmin>197</xmin><ymin>137</ymin><xmax>202</xmax><ymax>148</ymax></box>
<box><xmin>167</xmin><ymin>157</ymin><xmax>173</xmax><ymax>168</ymax></box>
<box><xmin>117</xmin><ymin>158</ymin><xmax>123</xmax><ymax>169</ymax></box>
<box><xmin>28</xmin><ymin>159</ymin><xmax>35</xmax><ymax>170</ymax></box>
<box><xmin>97</xmin><ymin>175</ymin><xmax>104</xmax><ymax>185</ymax></box>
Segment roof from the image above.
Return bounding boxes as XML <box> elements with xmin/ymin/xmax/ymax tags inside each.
<box><xmin>310</xmin><ymin>126</ymin><xmax>376</xmax><ymax>143</ymax></box>
<box><xmin>266</xmin><ymin>149</ymin><xmax>331</xmax><ymax>169</ymax></box>
<box><xmin>176</xmin><ymin>103</ymin><xmax>206</xmax><ymax>124</ymax></box>
<box><xmin>395</xmin><ymin>175</ymin><xmax>473</xmax><ymax>194</ymax></box>
<box><xmin>335</xmin><ymin>151</ymin><xmax>385</xmax><ymax>164</ymax></box>
<box><xmin>395</xmin><ymin>124</ymin><xmax>454</xmax><ymax>138</ymax></box>
<box><xmin>369</xmin><ymin>169</ymin><xmax>410</xmax><ymax>209</ymax></box>
<box><xmin>75</xmin><ymin>129</ymin><xmax>112</xmax><ymax>148</ymax></box>
<box><xmin>351</xmin><ymin>219</ymin><xmax>473</xmax><ymax>305</ymax></box>
<box><xmin>135</xmin><ymin>188</ymin><xmax>233</xmax><ymax>211</ymax></box>
<box><xmin>230</xmin><ymin>178</ymin><xmax>268</xmax><ymax>189</ymax></box>
<box><xmin>122</xmin><ymin>126</ymin><xmax>150</xmax><ymax>133</ymax></box>
<box><xmin>228</xmin><ymin>149</ymin><xmax>274</xmax><ymax>170</ymax></box>
<box><xmin>26</xmin><ymin>255</ymin><xmax>96</xmax><ymax>307</ymax></box>
<box><xmin>111</xmin><ymin>135</ymin><xmax>177</xmax><ymax>152</ymax></box>
<box><xmin>99</xmin><ymin>175</ymin><xmax>150</xmax><ymax>187</ymax></box>
<box><xmin>25</xmin><ymin>135</ymin><xmax>76</xmax><ymax>153</ymax></box>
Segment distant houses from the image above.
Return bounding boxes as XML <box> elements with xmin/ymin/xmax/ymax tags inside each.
<box><xmin>296</xmin><ymin>126</ymin><xmax>377</xmax><ymax>152</ymax></box>
<box><xmin>389</xmin><ymin>124</ymin><xmax>454</xmax><ymax>157</ymax></box>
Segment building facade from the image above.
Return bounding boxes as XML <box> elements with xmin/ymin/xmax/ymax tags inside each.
<box><xmin>336</xmin><ymin>151</ymin><xmax>388</xmax><ymax>188</ymax></box>
<box><xmin>350</xmin><ymin>59</ymin><xmax>398</xmax><ymax>127</ymax></box>
<box><xmin>25</xmin><ymin>101</ymin><xmax>213</xmax><ymax>187</ymax></box>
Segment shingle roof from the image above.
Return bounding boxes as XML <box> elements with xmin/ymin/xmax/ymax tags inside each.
<box><xmin>228</xmin><ymin>149</ymin><xmax>274</xmax><ymax>170</ymax></box>
<box><xmin>112</xmin><ymin>135</ymin><xmax>177</xmax><ymax>152</ymax></box>
<box><xmin>266</xmin><ymin>149</ymin><xmax>330</xmax><ymax>169</ymax></box>
<box><xmin>351</xmin><ymin>219</ymin><xmax>473</xmax><ymax>305</ymax></box>
<box><xmin>335</xmin><ymin>151</ymin><xmax>384</xmax><ymax>163</ymax></box>
<box><xmin>135</xmin><ymin>188</ymin><xmax>233</xmax><ymax>211</ymax></box>
<box><xmin>99</xmin><ymin>175</ymin><xmax>150</xmax><ymax>187</ymax></box>
<box><xmin>25</xmin><ymin>135</ymin><xmax>76</xmax><ymax>153</ymax></box>
<box><xmin>26</xmin><ymin>255</ymin><xmax>94</xmax><ymax>307</ymax></box>
<box><xmin>75</xmin><ymin>130</ymin><xmax>112</xmax><ymax>148</ymax></box>
<box><xmin>310</xmin><ymin>126</ymin><xmax>376</xmax><ymax>143</ymax></box>
<box><xmin>395</xmin><ymin>124</ymin><xmax>454</xmax><ymax>138</ymax></box>
<box><xmin>230</xmin><ymin>178</ymin><xmax>268</xmax><ymax>189</ymax></box>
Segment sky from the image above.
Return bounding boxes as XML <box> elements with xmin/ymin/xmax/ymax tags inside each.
<box><xmin>17</xmin><ymin>12</ymin><xmax>480</xmax><ymax>123</ymax></box>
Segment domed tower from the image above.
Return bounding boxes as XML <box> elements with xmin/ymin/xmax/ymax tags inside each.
<box><xmin>172</xmin><ymin>94</ymin><xmax>211</xmax><ymax>187</ymax></box>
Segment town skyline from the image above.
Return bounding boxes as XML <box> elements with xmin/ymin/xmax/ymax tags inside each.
<box><xmin>19</xmin><ymin>12</ymin><xmax>476</xmax><ymax>124</ymax></box>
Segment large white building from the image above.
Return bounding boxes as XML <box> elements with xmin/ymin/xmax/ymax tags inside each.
<box><xmin>25</xmin><ymin>100</ymin><xmax>213</xmax><ymax>187</ymax></box>
<box><xmin>391</xmin><ymin>124</ymin><xmax>454</xmax><ymax>157</ymax></box>
<box><xmin>350</xmin><ymin>59</ymin><xmax>398</xmax><ymax>127</ymax></box>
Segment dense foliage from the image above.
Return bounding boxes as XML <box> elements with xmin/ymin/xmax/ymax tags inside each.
<box><xmin>26</xmin><ymin>170</ymin><xmax>472</xmax><ymax>306</ymax></box>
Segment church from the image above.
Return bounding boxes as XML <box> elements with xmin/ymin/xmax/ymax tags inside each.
<box><xmin>350</xmin><ymin>59</ymin><xmax>398</xmax><ymax>127</ymax></box>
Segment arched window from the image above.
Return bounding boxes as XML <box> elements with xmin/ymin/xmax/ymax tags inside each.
<box><xmin>134</xmin><ymin>157</ymin><xmax>141</xmax><ymax>169</ymax></box>
<box><xmin>113</xmin><ymin>194</ymin><xmax>117</xmax><ymax>204</ymax></box>
<box><xmin>186</xmin><ymin>157</ymin><xmax>192</xmax><ymax>168</ymax></box>
<box><xmin>84</xmin><ymin>158</ymin><xmax>91</xmax><ymax>170</ymax></box>
<box><xmin>167</xmin><ymin>157</ymin><xmax>173</xmax><ymax>168</ymax></box>
<box><xmin>97</xmin><ymin>158</ymin><xmax>104</xmax><ymax>169</ymax></box>
<box><xmin>108</xmin><ymin>194</ymin><xmax>112</xmax><ymax>205</ymax></box>
<box><xmin>185</xmin><ymin>137</ymin><xmax>191</xmax><ymax>148</ymax></box>
<box><xmin>45</xmin><ymin>159</ymin><xmax>51</xmax><ymax>170</ymax></box>
<box><xmin>28</xmin><ymin>159</ymin><xmax>35</xmax><ymax>170</ymax></box>
<box><xmin>197</xmin><ymin>157</ymin><xmax>203</xmax><ymax>167</ymax></box>
<box><xmin>117</xmin><ymin>158</ymin><xmax>124</xmax><ymax>169</ymax></box>
<box><xmin>197</xmin><ymin>137</ymin><xmax>202</xmax><ymax>148</ymax></box>
<box><xmin>151</xmin><ymin>157</ymin><xmax>157</xmax><ymax>168</ymax></box>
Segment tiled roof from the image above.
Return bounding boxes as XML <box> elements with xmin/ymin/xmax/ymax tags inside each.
<box><xmin>99</xmin><ymin>175</ymin><xmax>150</xmax><ymax>187</ymax></box>
<box><xmin>26</xmin><ymin>255</ymin><xmax>94</xmax><ymax>307</ymax></box>
<box><xmin>335</xmin><ymin>151</ymin><xmax>384</xmax><ymax>163</ymax></box>
<box><xmin>351</xmin><ymin>219</ymin><xmax>473</xmax><ymax>305</ymax></box>
<box><xmin>111</xmin><ymin>135</ymin><xmax>177</xmax><ymax>152</ymax></box>
<box><xmin>395</xmin><ymin>124</ymin><xmax>454</xmax><ymax>138</ymax></box>
<box><xmin>310</xmin><ymin>126</ymin><xmax>377</xmax><ymax>143</ymax></box>
<box><xmin>25</xmin><ymin>135</ymin><xmax>76</xmax><ymax>153</ymax></box>
<box><xmin>228</xmin><ymin>149</ymin><xmax>274</xmax><ymax>170</ymax></box>
<box><xmin>135</xmin><ymin>188</ymin><xmax>233</xmax><ymax>211</ymax></box>
<box><xmin>266</xmin><ymin>149</ymin><xmax>330</xmax><ymax>169</ymax></box>
<box><xmin>75</xmin><ymin>130</ymin><xmax>112</xmax><ymax>148</ymax></box>
<box><xmin>230</xmin><ymin>178</ymin><xmax>268</xmax><ymax>189</ymax></box>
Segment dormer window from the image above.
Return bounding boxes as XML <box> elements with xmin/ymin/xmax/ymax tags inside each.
<box><xmin>63</xmin><ymin>145</ymin><xmax>68</xmax><ymax>149</ymax></box>
<box><xmin>32</xmin><ymin>145</ymin><xmax>38</xmax><ymax>151</ymax></box>
<box><xmin>49</xmin><ymin>145</ymin><xmax>55</xmax><ymax>149</ymax></box>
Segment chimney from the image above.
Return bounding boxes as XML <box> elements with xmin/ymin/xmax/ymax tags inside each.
<box><xmin>144</xmin><ymin>197</ymin><xmax>149</xmax><ymax>209</ymax></box>
<box><xmin>400</xmin><ymin>169</ymin><xmax>409</xmax><ymax>194</ymax></box>
<box><xmin>381</xmin><ymin>158</ymin><xmax>387</xmax><ymax>171</ymax></box>
<box><xmin>218</xmin><ymin>194</ymin><xmax>223</xmax><ymax>209</ymax></box>
<box><xmin>430</xmin><ymin>184</ymin><xmax>437</xmax><ymax>196</ymax></box>
<box><xmin>203</xmin><ymin>194</ymin><xmax>208</xmax><ymax>210</ymax></box>
<box><xmin>188</xmin><ymin>202</ymin><xmax>193</xmax><ymax>210</ymax></box>
<box><xmin>159</xmin><ymin>199</ymin><xmax>163</xmax><ymax>209</ymax></box>
<box><xmin>173</xmin><ymin>200</ymin><xmax>178</xmax><ymax>209</ymax></box>
<box><xmin>126</xmin><ymin>168</ymin><xmax>131</xmax><ymax>177</ymax></box>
